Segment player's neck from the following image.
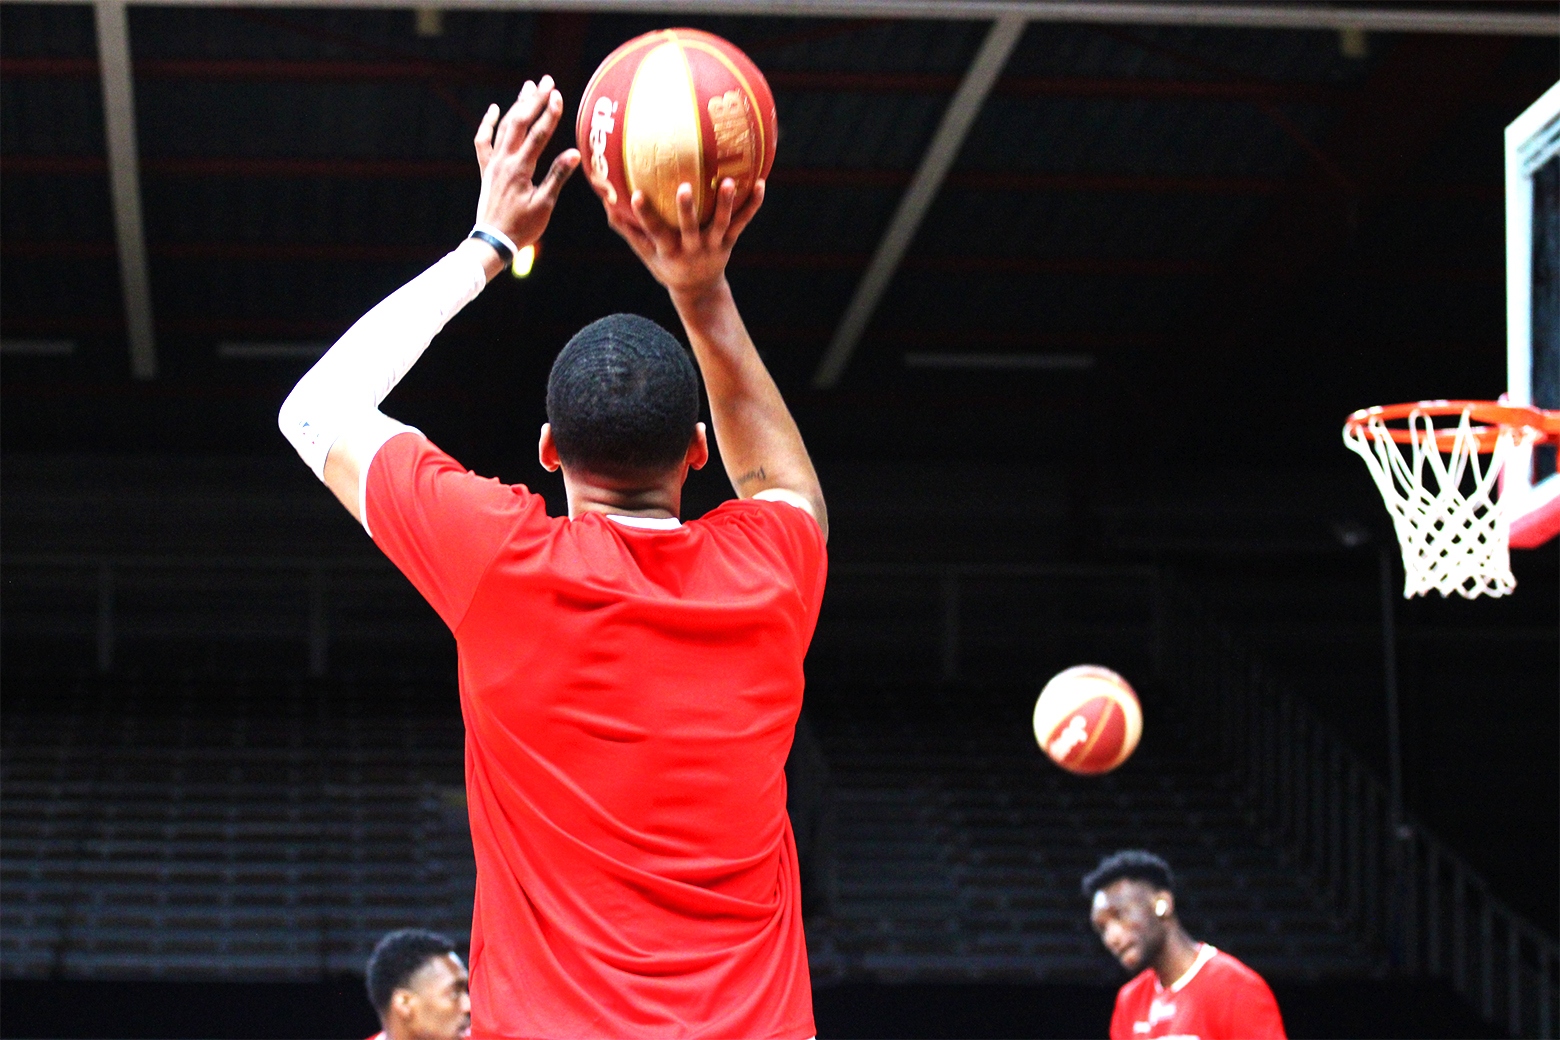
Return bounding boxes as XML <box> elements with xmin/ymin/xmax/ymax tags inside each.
<box><xmin>1151</xmin><ymin>927</ymin><xmax>1201</xmax><ymax>988</ymax></box>
<box><xmin>562</xmin><ymin>467</ymin><xmax>684</xmax><ymax>519</ymax></box>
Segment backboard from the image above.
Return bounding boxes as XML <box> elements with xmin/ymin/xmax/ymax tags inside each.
<box><xmin>1505</xmin><ymin>81</ymin><xmax>1560</xmax><ymax>549</ymax></box>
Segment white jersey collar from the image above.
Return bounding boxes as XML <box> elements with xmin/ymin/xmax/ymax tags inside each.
<box><xmin>604</xmin><ymin>514</ymin><xmax>682</xmax><ymax>530</ymax></box>
<box><xmin>1166</xmin><ymin>943</ymin><xmax>1218</xmax><ymax>993</ymax></box>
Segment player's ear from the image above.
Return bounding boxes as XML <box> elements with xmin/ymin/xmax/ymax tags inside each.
<box><xmin>685</xmin><ymin>422</ymin><xmax>709</xmax><ymax>471</ymax></box>
<box><xmin>1153</xmin><ymin>892</ymin><xmax>1173</xmax><ymax>919</ymax></box>
<box><xmin>539</xmin><ymin>423</ymin><xmax>562</xmax><ymax>472</ymax></box>
<box><xmin>391</xmin><ymin>985</ymin><xmax>417</xmax><ymax>1021</ymax></box>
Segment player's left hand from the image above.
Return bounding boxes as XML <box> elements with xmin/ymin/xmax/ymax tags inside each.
<box><xmin>604</xmin><ymin>178</ymin><xmax>764</xmax><ymax>299</ymax></box>
<box><xmin>473</xmin><ymin>75</ymin><xmax>580</xmax><ymax>248</ymax></box>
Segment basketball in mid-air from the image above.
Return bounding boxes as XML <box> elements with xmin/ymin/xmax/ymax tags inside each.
<box><xmin>576</xmin><ymin>28</ymin><xmax>777</xmax><ymax>229</ymax></box>
<box><xmin>1032</xmin><ymin>665</ymin><xmax>1143</xmax><ymax>775</ymax></box>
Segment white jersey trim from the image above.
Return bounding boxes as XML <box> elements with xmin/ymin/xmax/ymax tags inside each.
<box><xmin>604</xmin><ymin>514</ymin><xmax>683</xmax><ymax>530</ymax></box>
<box><xmin>1168</xmin><ymin>942</ymin><xmax>1218</xmax><ymax>993</ymax></box>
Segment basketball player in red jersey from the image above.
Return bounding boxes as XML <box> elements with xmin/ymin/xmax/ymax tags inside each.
<box><xmin>1085</xmin><ymin>850</ymin><xmax>1286</xmax><ymax>1039</ymax></box>
<box><xmin>279</xmin><ymin>77</ymin><xmax>825</xmax><ymax>1039</ymax></box>
<box><xmin>364</xmin><ymin>930</ymin><xmax>470</xmax><ymax>1040</ymax></box>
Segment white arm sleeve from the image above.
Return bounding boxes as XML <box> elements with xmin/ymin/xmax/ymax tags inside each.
<box><xmin>277</xmin><ymin>247</ymin><xmax>489</xmax><ymax>481</ymax></box>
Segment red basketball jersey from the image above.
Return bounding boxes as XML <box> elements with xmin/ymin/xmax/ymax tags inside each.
<box><xmin>366</xmin><ymin>433</ymin><xmax>826</xmax><ymax>1040</ymax></box>
<box><xmin>1110</xmin><ymin>945</ymin><xmax>1286</xmax><ymax>1040</ymax></box>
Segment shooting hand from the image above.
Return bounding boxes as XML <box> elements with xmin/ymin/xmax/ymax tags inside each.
<box><xmin>603</xmin><ymin>178</ymin><xmax>765</xmax><ymax>301</ymax></box>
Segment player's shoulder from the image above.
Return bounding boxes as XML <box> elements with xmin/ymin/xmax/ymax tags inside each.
<box><xmin>690</xmin><ymin>497</ymin><xmax>827</xmax><ymax>596</ymax></box>
<box><xmin>1204</xmin><ymin>948</ymin><xmax>1273</xmax><ymax>990</ymax></box>
<box><xmin>695</xmin><ymin>494</ymin><xmax>821</xmax><ymax>534</ymax></box>
<box><xmin>378</xmin><ymin>431</ymin><xmax>539</xmax><ymax>500</ymax></box>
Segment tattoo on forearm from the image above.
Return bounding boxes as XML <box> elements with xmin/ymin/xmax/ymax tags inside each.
<box><xmin>735</xmin><ymin>466</ymin><xmax>767</xmax><ymax>488</ymax></box>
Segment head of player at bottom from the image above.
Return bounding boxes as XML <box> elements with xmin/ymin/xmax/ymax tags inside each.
<box><xmin>1083</xmin><ymin>849</ymin><xmax>1195</xmax><ymax>980</ymax></box>
<box><xmin>365</xmin><ymin>929</ymin><xmax>470</xmax><ymax>1040</ymax></box>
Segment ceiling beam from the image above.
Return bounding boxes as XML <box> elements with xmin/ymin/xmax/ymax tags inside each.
<box><xmin>94</xmin><ymin>0</ymin><xmax>156</xmax><ymax>380</ymax></box>
<box><xmin>6</xmin><ymin>58</ymin><xmax>1548</xmax><ymax>110</ymax></box>
<box><xmin>0</xmin><ymin>155</ymin><xmax>1503</xmax><ymax>200</ymax></box>
<box><xmin>812</xmin><ymin>14</ymin><xmax>1026</xmax><ymax>389</ymax></box>
<box><xmin>3</xmin><ymin>0</ymin><xmax>1554</xmax><ymax>36</ymax></box>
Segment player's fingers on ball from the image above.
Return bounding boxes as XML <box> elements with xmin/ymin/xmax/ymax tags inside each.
<box><xmin>605</xmin><ymin>207</ymin><xmax>654</xmax><ymax>252</ymax></box>
<box><xmin>708</xmin><ymin>179</ymin><xmax>737</xmax><ymax>242</ymax></box>
<box><xmin>622</xmin><ymin>224</ymin><xmax>656</xmax><ymax>255</ymax></box>
<box><xmin>675</xmin><ymin>184</ymin><xmax>700</xmax><ymax>250</ymax></box>
<box><xmin>725</xmin><ymin>179</ymin><xmax>764</xmax><ymax>244</ymax></box>
<box><xmin>623</xmin><ymin>194</ymin><xmax>661</xmax><ymax>246</ymax></box>
<box><xmin>605</xmin><ymin>210</ymin><xmax>636</xmax><ymax>244</ymax></box>
<box><xmin>631</xmin><ymin>190</ymin><xmax>676</xmax><ymax>248</ymax></box>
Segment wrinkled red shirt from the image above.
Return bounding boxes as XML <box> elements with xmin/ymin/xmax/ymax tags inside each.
<box><xmin>367</xmin><ymin>433</ymin><xmax>826</xmax><ymax>1039</ymax></box>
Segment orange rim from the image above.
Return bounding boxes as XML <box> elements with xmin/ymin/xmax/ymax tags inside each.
<box><xmin>1344</xmin><ymin>400</ymin><xmax>1560</xmax><ymax>452</ymax></box>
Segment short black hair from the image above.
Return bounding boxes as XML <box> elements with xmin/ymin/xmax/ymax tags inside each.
<box><xmin>546</xmin><ymin>314</ymin><xmax>700</xmax><ymax>477</ymax></box>
<box><xmin>1082</xmin><ymin>849</ymin><xmax>1176</xmax><ymax>898</ymax></box>
<box><xmin>365</xmin><ymin>928</ymin><xmax>457</xmax><ymax>1015</ymax></box>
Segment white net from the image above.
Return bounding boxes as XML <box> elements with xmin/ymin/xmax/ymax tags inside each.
<box><xmin>1343</xmin><ymin>406</ymin><xmax>1538</xmax><ymax>599</ymax></box>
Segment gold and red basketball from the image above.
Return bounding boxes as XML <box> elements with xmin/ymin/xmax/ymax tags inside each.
<box><xmin>576</xmin><ymin>28</ymin><xmax>777</xmax><ymax>228</ymax></box>
<box><xmin>1032</xmin><ymin>665</ymin><xmax>1143</xmax><ymax>775</ymax></box>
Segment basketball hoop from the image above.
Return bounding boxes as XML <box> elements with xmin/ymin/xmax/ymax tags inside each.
<box><xmin>1343</xmin><ymin>400</ymin><xmax>1560</xmax><ymax>599</ymax></box>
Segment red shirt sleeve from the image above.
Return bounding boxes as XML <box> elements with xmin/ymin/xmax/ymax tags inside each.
<box><xmin>365</xmin><ymin>432</ymin><xmax>549</xmax><ymax>631</ymax></box>
<box><xmin>1221</xmin><ymin>969</ymin><xmax>1286</xmax><ymax>1039</ymax></box>
<box><xmin>705</xmin><ymin>497</ymin><xmax>828</xmax><ymax>612</ymax></box>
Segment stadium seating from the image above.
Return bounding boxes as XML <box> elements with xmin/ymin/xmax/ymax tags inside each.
<box><xmin>2</xmin><ymin>666</ymin><xmax>1372</xmax><ymax>983</ymax></box>
<box><xmin>1</xmin><ymin>667</ymin><xmax>473</xmax><ymax>979</ymax></box>
<box><xmin>0</xmin><ymin>458</ymin><xmax>1502</xmax><ymax>993</ymax></box>
<box><xmin>804</xmin><ymin>680</ymin><xmax>1375</xmax><ymax>984</ymax></box>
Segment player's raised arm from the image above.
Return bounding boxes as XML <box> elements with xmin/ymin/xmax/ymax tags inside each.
<box><xmin>277</xmin><ymin>77</ymin><xmax>579</xmax><ymax>526</ymax></box>
<box><xmin>600</xmin><ymin>177</ymin><xmax>827</xmax><ymax>538</ymax></box>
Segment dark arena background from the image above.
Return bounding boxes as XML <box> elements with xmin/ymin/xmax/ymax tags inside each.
<box><xmin>2</xmin><ymin>3</ymin><xmax>1558</xmax><ymax>1038</ymax></box>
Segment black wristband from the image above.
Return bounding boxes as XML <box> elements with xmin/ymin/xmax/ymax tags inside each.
<box><xmin>468</xmin><ymin>229</ymin><xmax>514</xmax><ymax>264</ymax></box>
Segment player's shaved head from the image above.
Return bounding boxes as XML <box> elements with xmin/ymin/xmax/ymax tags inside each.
<box><xmin>547</xmin><ymin>314</ymin><xmax>701</xmax><ymax>478</ymax></box>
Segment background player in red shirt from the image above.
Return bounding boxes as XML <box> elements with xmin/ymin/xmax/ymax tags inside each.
<box><xmin>279</xmin><ymin>77</ymin><xmax>826</xmax><ymax>1038</ymax></box>
<box><xmin>1085</xmin><ymin>850</ymin><xmax>1287</xmax><ymax>1040</ymax></box>
<box><xmin>364</xmin><ymin>929</ymin><xmax>471</xmax><ymax>1040</ymax></box>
